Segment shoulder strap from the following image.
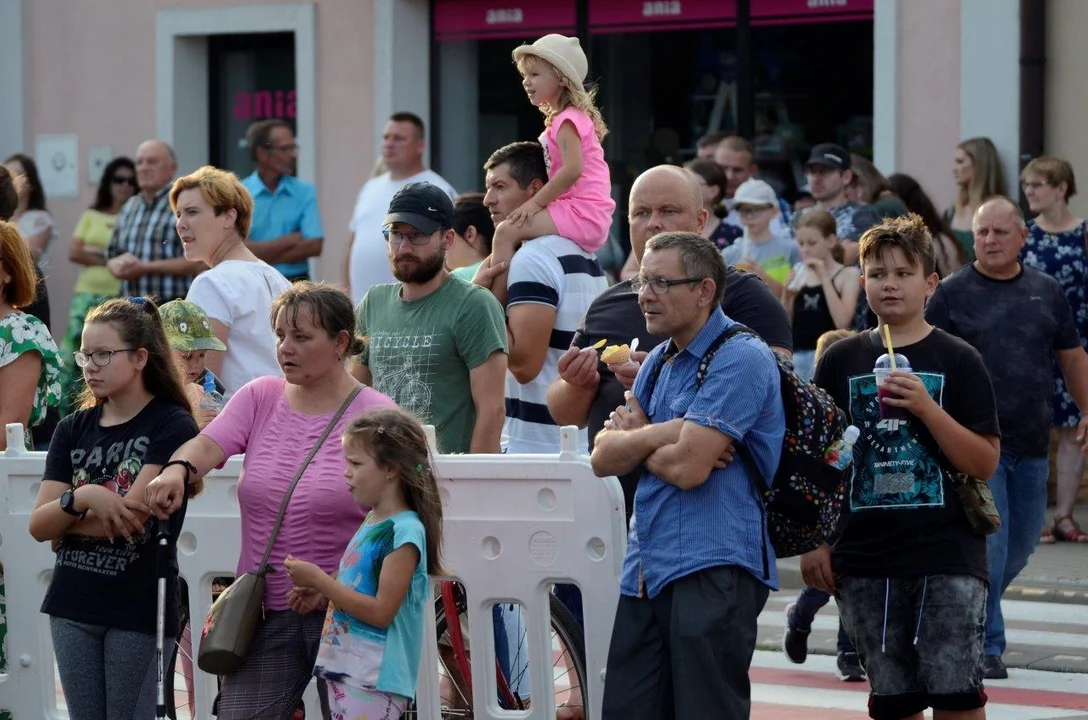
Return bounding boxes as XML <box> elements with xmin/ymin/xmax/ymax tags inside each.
<box><xmin>257</xmin><ymin>385</ymin><xmax>363</xmax><ymax>574</ymax></box>
<box><xmin>644</xmin><ymin>324</ymin><xmax>752</xmax><ymax>401</ymax></box>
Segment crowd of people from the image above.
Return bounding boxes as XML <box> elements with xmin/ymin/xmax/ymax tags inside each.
<box><xmin>1</xmin><ymin>30</ymin><xmax>1086</xmax><ymax>720</ymax></box>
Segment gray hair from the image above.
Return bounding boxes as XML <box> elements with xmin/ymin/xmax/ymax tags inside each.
<box><xmin>644</xmin><ymin>231</ymin><xmax>727</xmax><ymax>305</ymax></box>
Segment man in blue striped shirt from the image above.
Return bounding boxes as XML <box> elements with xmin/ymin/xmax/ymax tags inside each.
<box><xmin>591</xmin><ymin>231</ymin><xmax>784</xmax><ymax>719</ymax></box>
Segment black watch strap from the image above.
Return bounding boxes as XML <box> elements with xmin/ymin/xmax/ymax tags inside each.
<box><xmin>60</xmin><ymin>488</ymin><xmax>87</xmax><ymax>520</ymax></box>
<box><xmin>161</xmin><ymin>459</ymin><xmax>198</xmax><ymax>480</ymax></box>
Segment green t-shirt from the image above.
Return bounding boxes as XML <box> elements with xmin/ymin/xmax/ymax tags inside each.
<box><xmin>356</xmin><ymin>275</ymin><xmax>507</xmax><ymax>453</ymax></box>
<box><xmin>73</xmin><ymin>210</ymin><xmax>123</xmax><ymax>296</ymax></box>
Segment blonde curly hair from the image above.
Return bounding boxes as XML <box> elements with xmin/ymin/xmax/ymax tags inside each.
<box><xmin>516</xmin><ymin>55</ymin><xmax>609</xmax><ymax>142</ymax></box>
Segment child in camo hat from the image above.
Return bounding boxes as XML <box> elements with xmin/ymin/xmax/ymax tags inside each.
<box><xmin>159</xmin><ymin>299</ymin><xmax>227</xmax><ymax>423</ymax></box>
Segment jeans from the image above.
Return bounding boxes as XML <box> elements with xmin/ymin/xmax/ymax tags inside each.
<box><xmin>984</xmin><ymin>451</ymin><xmax>1050</xmax><ymax>656</ymax></box>
<box><xmin>789</xmin><ymin>585</ymin><xmax>857</xmax><ymax>654</ymax></box>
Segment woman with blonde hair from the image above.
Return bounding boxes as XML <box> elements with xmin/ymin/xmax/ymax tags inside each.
<box><xmin>1021</xmin><ymin>155</ymin><xmax>1088</xmax><ymax>544</ymax></box>
<box><xmin>945</xmin><ymin>137</ymin><xmax>1007</xmax><ymax>262</ymax></box>
<box><xmin>170</xmin><ymin>166</ymin><xmax>291</xmax><ymax>398</ymax></box>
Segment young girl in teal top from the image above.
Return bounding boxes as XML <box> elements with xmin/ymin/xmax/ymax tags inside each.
<box><xmin>285</xmin><ymin>408</ymin><xmax>444</xmax><ymax>719</ymax></box>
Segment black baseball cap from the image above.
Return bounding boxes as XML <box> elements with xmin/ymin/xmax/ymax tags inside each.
<box><xmin>805</xmin><ymin>143</ymin><xmax>851</xmax><ymax>171</ymax></box>
<box><xmin>382</xmin><ymin>182</ymin><xmax>454</xmax><ymax>234</ymax></box>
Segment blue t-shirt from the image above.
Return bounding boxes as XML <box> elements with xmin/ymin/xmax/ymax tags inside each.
<box><xmin>241</xmin><ymin>171</ymin><xmax>324</xmax><ymax>278</ymax></box>
<box><xmin>313</xmin><ymin>510</ymin><xmax>428</xmax><ymax>698</ymax></box>
<box><xmin>622</xmin><ymin>308</ymin><xmax>785</xmax><ymax>598</ymax></box>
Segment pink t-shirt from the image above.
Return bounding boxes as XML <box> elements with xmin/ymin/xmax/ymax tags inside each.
<box><xmin>540</xmin><ymin>107</ymin><xmax>616</xmax><ymax>249</ymax></box>
<box><xmin>202</xmin><ymin>376</ymin><xmax>396</xmax><ymax>610</ymax></box>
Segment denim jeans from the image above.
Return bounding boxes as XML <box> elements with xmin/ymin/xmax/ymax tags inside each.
<box><xmin>984</xmin><ymin>451</ymin><xmax>1050</xmax><ymax>656</ymax></box>
<box><xmin>789</xmin><ymin>585</ymin><xmax>856</xmax><ymax>654</ymax></box>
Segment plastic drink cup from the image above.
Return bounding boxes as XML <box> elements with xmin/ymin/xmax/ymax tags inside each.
<box><xmin>874</xmin><ymin>353</ymin><xmax>911</xmax><ymax>420</ymax></box>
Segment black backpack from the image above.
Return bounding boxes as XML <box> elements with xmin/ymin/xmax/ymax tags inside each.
<box><xmin>645</xmin><ymin>325</ymin><xmax>849</xmax><ymax>578</ymax></box>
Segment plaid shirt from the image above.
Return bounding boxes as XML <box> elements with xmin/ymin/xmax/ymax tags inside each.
<box><xmin>107</xmin><ymin>185</ymin><xmax>192</xmax><ymax>302</ymax></box>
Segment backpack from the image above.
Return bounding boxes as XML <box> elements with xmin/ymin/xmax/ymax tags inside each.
<box><xmin>645</xmin><ymin>324</ymin><xmax>849</xmax><ymax>576</ymax></box>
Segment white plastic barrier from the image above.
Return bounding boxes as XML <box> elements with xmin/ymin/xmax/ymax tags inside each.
<box><xmin>0</xmin><ymin>423</ymin><xmax>627</xmax><ymax>719</ymax></box>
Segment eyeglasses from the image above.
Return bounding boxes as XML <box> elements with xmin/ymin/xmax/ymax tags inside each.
<box><xmin>383</xmin><ymin>229</ymin><xmax>436</xmax><ymax>246</ymax></box>
<box><xmin>631</xmin><ymin>275</ymin><xmax>704</xmax><ymax>295</ymax></box>
<box><xmin>1021</xmin><ymin>181</ymin><xmax>1049</xmax><ymax>191</ymax></box>
<box><xmin>112</xmin><ymin>176</ymin><xmax>137</xmax><ymax>187</ymax></box>
<box><xmin>74</xmin><ymin>348</ymin><xmax>137</xmax><ymax>368</ymax></box>
<box><xmin>268</xmin><ymin>143</ymin><xmax>299</xmax><ymax>153</ymax></box>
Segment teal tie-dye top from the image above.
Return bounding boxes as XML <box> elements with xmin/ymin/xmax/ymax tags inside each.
<box><xmin>313</xmin><ymin>510</ymin><xmax>428</xmax><ymax>698</ymax></box>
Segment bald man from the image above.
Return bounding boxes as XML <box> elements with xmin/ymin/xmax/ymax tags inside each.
<box><xmin>548</xmin><ymin>164</ymin><xmax>792</xmax><ymax>519</ymax></box>
<box><xmin>927</xmin><ymin>195</ymin><xmax>1088</xmax><ymax>679</ymax></box>
<box><xmin>107</xmin><ymin>139</ymin><xmax>202</xmax><ymax>301</ymax></box>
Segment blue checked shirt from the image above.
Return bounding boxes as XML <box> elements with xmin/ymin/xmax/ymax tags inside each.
<box><xmin>622</xmin><ymin>307</ymin><xmax>785</xmax><ymax>598</ymax></box>
<box><xmin>241</xmin><ymin>172</ymin><xmax>325</xmax><ymax>278</ymax></box>
<box><xmin>107</xmin><ymin>185</ymin><xmax>191</xmax><ymax>302</ymax></box>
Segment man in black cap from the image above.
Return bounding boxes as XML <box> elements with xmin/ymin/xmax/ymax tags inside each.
<box><xmin>799</xmin><ymin>143</ymin><xmax>880</xmax><ymax>265</ymax></box>
<box><xmin>351</xmin><ymin>182</ymin><xmax>509</xmax><ymax>454</ymax></box>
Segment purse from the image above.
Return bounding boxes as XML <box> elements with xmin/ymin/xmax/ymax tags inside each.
<box><xmin>950</xmin><ymin>471</ymin><xmax>1002</xmax><ymax>536</ymax></box>
<box><xmin>196</xmin><ymin>386</ymin><xmax>363</xmax><ymax>675</ymax></box>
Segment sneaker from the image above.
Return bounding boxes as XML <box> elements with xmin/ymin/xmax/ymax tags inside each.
<box><xmin>781</xmin><ymin>603</ymin><xmax>811</xmax><ymax>664</ymax></box>
<box><xmin>836</xmin><ymin>651</ymin><xmax>867</xmax><ymax>682</ymax></box>
<box><xmin>983</xmin><ymin>654</ymin><xmax>1009</xmax><ymax>680</ymax></box>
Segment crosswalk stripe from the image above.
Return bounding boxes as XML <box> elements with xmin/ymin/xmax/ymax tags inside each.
<box><xmin>749</xmin><ymin>651</ymin><xmax>1088</xmax><ymax>719</ymax></box>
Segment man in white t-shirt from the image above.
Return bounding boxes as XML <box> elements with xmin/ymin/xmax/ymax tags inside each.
<box><xmin>345</xmin><ymin>112</ymin><xmax>455</xmax><ymax>302</ymax></box>
<box><xmin>475</xmin><ymin>141</ymin><xmax>608</xmax><ymax>455</ymax></box>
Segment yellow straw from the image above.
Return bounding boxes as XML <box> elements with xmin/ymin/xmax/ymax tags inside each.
<box><xmin>881</xmin><ymin>324</ymin><xmax>897</xmax><ymax>370</ymax></box>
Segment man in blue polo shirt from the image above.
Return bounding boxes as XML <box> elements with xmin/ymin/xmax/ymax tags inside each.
<box><xmin>241</xmin><ymin>119</ymin><xmax>325</xmax><ymax>281</ymax></box>
<box><xmin>591</xmin><ymin>230</ymin><xmax>784</xmax><ymax>719</ymax></box>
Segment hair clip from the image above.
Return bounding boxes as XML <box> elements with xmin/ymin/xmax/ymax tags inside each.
<box><xmin>415</xmin><ymin>463</ymin><xmax>424</xmax><ymax>473</ymax></box>
<box><xmin>375</xmin><ymin>426</ymin><xmax>385</xmax><ymax>435</ymax></box>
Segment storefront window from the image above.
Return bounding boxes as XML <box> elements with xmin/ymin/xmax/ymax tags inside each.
<box><xmin>434</xmin><ymin>0</ymin><xmax>872</xmax><ymax>203</ymax></box>
<box><xmin>208</xmin><ymin>33</ymin><xmax>296</xmax><ymax>176</ymax></box>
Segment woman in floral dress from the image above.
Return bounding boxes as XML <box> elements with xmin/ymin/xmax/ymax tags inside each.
<box><xmin>1021</xmin><ymin>156</ymin><xmax>1088</xmax><ymax>544</ymax></box>
<box><xmin>0</xmin><ymin>219</ymin><xmax>62</xmax><ymax>710</ymax></box>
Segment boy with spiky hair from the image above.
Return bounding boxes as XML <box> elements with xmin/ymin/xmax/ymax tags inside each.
<box><xmin>804</xmin><ymin>214</ymin><xmax>1000</xmax><ymax>720</ymax></box>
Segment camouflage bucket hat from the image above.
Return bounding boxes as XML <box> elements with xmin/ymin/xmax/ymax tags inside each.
<box><xmin>158</xmin><ymin>300</ymin><xmax>227</xmax><ymax>352</ymax></box>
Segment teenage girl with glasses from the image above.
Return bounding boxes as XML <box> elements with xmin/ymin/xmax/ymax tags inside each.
<box><xmin>29</xmin><ymin>296</ymin><xmax>198</xmax><ymax>720</ymax></box>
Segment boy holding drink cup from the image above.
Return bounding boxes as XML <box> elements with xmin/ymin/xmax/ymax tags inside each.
<box><xmin>803</xmin><ymin>215</ymin><xmax>1001</xmax><ymax>720</ymax></box>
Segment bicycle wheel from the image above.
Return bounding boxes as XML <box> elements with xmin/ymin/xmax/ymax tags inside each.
<box><xmin>406</xmin><ymin>588</ymin><xmax>588</xmax><ymax>718</ymax></box>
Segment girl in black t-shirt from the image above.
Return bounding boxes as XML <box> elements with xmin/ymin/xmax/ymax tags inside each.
<box><xmin>28</xmin><ymin>297</ymin><xmax>198</xmax><ymax>720</ymax></box>
<box><xmin>782</xmin><ymin>210</ymin><xmax>860</xmax><ymax>381</ymax></box>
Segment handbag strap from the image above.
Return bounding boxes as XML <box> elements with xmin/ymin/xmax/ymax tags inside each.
<box><xmin>257</xmin><ymin>385</ymin><xmax>363</xmax><ymax>574</ymax></box>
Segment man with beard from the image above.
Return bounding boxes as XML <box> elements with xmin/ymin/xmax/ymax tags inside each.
<box><xmin>351</xmin><ymin>182</ymin><xmax>508</xmax><ymax>454</ymax></box>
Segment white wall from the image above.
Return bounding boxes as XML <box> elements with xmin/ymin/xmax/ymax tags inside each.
<box><xmin>959</xmin><ymin>0</ymin><xmax>1021</xmax><ymax>196</ymax></box>
<box><xmin>0</xmin><ymin>0</ymin><xmax>25</xmax><ymax>160</ymax></box>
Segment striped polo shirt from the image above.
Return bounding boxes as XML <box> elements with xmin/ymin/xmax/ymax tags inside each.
<box><xmin>503</xmin><ymin>235</ymin><xmax>607</xmax><ymax>454</ymax></box>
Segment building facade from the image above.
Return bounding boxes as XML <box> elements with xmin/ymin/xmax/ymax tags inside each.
<box><xmin>2</xmin><ymin>0</ymin><xmax>1084</xmax><ymax>334</ymax></box>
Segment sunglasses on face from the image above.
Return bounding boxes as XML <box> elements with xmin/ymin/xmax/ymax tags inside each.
<box><xmin>112</xmin><ymin>176</ymin><xmax>137</xmax><ymax>187</ymax></box>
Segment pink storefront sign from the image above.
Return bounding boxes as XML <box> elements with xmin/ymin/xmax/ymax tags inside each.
<box><xmin>752</xmin><ymin>0</ymin><xmax>875</xmax><ymax>26</ymax></box>
<box><xmin>590</xmin><ymin>0</ymin><xmax>738</xmax><ymax>35</ymax></box>
<box><xmin>434</xmin><ymin>0</ymin><xmax>576</xmax><ymax>41</ymax></box>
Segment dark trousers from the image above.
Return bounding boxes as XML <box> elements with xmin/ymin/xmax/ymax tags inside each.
<box><xmin>602</xmin><ymin>566</ymin><xmax>769</xmax><ymax>720</ymax></box>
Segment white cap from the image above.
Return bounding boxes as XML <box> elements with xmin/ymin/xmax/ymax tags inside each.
<box><xmin>843</xmin><ymin>426</ymin><xmax>860</xmax><ymax>444</ymax></box>
<box><xmin>731</xmin><ymin>178</ymin><xmax>779</xmax><ymax>209</ymax></box>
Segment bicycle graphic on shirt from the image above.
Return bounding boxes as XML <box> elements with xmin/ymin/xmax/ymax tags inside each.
<box><xmin>377</xmin><ymin>354</ymin><xmax>432</xmax><ymax>419</ymax></box>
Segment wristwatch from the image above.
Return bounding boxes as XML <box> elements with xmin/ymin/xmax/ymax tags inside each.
<box><xmin>59</xmin><ymin>488</ymin><xmax>87</xmax><ymax>520</ymax></box>
<box><xmin>162</xmin><ymin>459</ymin><xmax>198</xmax><ymax>480</ymax></box>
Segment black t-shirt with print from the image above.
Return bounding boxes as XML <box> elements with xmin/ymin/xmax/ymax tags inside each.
<box><xmin>572</xmin><ymin>265</ymin><xmax>792</xmax><ymax>518</ymax></box>
<box><xmin>926</xmin><ymin>264</ymin><xmax>1081</xmax><ymax>456</ymax></box>
<box><xmin>813</xmin><ymin>329</ymin><xmax>999</xmax><ymax>581</ymax></box>
<box><xmin>41</xmin><ymin>397</ymin><xmax>199</xmax><ymax>636</ymax></box>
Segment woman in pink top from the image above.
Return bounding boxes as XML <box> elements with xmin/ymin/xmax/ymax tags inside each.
<box><xmin>486</xmin><ymin>34</ymin><xmax>615</xmax><ymax>296</ymax></box>
<box><xmin>146</xmin><ymin>282</ymin><xmax>395</xmax><ymax>718</ymax></box>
